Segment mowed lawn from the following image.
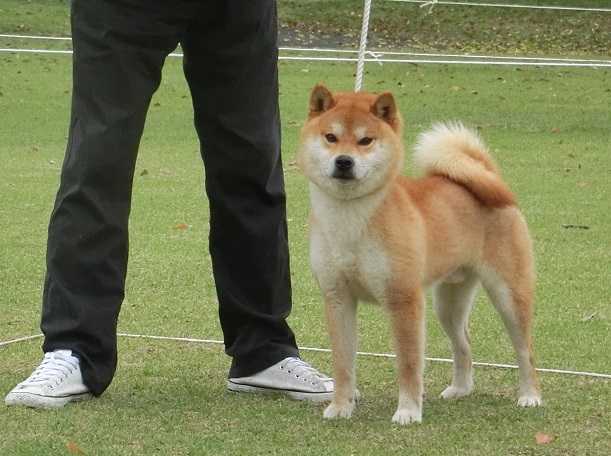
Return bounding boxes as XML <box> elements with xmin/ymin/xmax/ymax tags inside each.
<box><xmin>1</xmin><ymin>49</ymin><xmax>610</xmax><ymax>454</ymax></box>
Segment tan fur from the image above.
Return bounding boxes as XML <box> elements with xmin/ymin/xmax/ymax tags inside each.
<box><xmin>413</xmin><ymin>122</ymin><xmax>516</xmax><ymax>207</ymax></box>
<box><xmin>298</xmin><ymin>85</ymin><xmax>542</xmax><ymax>425</ymax></box>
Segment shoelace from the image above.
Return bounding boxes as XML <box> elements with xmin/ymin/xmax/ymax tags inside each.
<box><xmin>279</xmin><ymin>357</ymin><xmax>332</xmax><ymax>385</ymax></box>
<box><xmin>19</xmin><ymin>350</ymin><xmax>79</xmax><ymax>388</ymax></box>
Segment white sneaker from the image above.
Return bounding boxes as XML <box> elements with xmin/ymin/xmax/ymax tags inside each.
<box><xmin>227</xmin><ymin>357</ymin><xmax>334</xmax><ymax>402</ymax></box>
<box><xmin>5</xmin><ymin>349</ymin><xmax>92</xmax><ymax>409</ymax></box>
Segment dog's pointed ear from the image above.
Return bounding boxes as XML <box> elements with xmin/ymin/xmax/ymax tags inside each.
<box><xmin>371</xmin><ymin>92</ymin><xmax>400</xmax><ymax>130</ymax></box>
<box><xmin>309</xmin><ymin>84</ymin><xmax>335</xmax><ymax>118</ymax></box>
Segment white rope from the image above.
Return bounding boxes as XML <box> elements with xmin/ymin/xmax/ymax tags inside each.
<box><xmin>280</xmin><ymin>46</ymin><xmax>611</xmax><ymax>65</ymax></box>
<box><xmin>388</xmin><ymin>0</ymin><xmax>611</xmax><ymax>12</ymax></box>
<box><xmin>0</xmin><ymin>34</ymin><xmax>604</xmax><ymax>65</ymax></box>
<box><xmin>3</xmin><ymin>332</ymin><xmax>610</xmax><ymax>379</ymax></box>
<box><xmin>2</xmin><ymin>33</ymin><xmax>609</xmax><ymax>66</ymax></box>
<box><xmin>279</xmin><ymin>55</ymin><xmax>611</xmax><ymax>67</ymax></box>
<box><xmin>3</xmin><ymin>47</ymin><xmax>609</xmax><ymax>68</ymax></box>
<box><xmin>1</xmin><ymin>40</ymin><xmax>609</xmax><ymax>65</ymax></box>
<box><xmin>116</xmin><ymin>333</ymin><xmax>224</xmax><ymax>345</ymax></box>
<box><xmin>0</xmin><ymin>48</ymin><xmax>183</xmax><ymax>58</ymax></box>
<box><xmin>355</xmin><ymin>0</ymin><xmax>373</xmax><ymax>92</ymax></box>
<box><xmin>0</xmin><ymin>48</ymin><xmax>73</xmax><ymax>55</ymax></box>
<box><xmin>0</xmin><ymin>33</ymin><xmax>72</xmax><ymax>40</ymax></box>
<box><xmin>0</xmin><ymin>334</ymin><xmax>43</xmax><ymax>347</ymax></box>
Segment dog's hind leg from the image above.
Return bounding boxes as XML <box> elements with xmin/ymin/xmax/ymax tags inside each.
<box><xmin>433</xmin><ymin>270</ymin><xmax>479</xmax><ymax>400</ymax></box>
<box><xmin>322</xmin><ymin>286</ymin><xmax>359</xmax><ymax>420</ymax></box>
<box><xmin>479</xmin><ymin>267</ymin><xmax>542</xmax><ymax>407</ymax></box>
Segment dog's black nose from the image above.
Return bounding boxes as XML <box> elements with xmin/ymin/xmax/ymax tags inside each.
<box><xmin>335</xmin><ymin>155</ymin><xmax>354</xmax><ymax>171</ymax></box>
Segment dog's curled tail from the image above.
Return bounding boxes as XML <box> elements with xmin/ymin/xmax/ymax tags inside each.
<box><xmin>413</xmin><ymin>122</ymin><xmax>515</xmax><ymax>207</ymax></box>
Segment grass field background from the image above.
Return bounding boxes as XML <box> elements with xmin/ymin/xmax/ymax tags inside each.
<box><xmin>1</xmin><ymin>2</ymin><xmax>610</xmax><ymax>455</ymax></box>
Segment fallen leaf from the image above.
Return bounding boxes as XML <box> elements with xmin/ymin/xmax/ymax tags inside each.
<box><xmin>551</xmin><ymin>128</ymin><xmax>561</xmax><ymax>133</ymax></box>
<box><xmin>535</xmin><ymin>432</ymin><xmax>554</xmax><ymax>445</ymax></box>
<box><xmin>174</xmin><ymin>223</ymin><xmax>190</xmax><ymax>230</ymax></box>
<box><xmin>66</xmin><ymin>441</ymin><xmax>86</xmax><ymax>455</ymax></box>
<box><xmin>581</xmin><ymin>312</ymin><xmax>598</xmax><ymax>322</ymax></box>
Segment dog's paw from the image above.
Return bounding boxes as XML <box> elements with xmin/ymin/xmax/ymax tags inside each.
<box><xmin>440</xmin><ymin>384</ymin><xmax>473</xmax><ymax>400</ymax></box>
<box><xmin>323</xmin><ymin>400</ymin><xmax>355</xmax><ymax>420</ymax></box>
<box><xmin>391</xmin><ymin>406</ymin><xmax>422</xmax><ymax>426</ymax></box>
<box><xmin>517</xmin><ymin>394</ymin><xmax>542</xmax><ymax>407</ymax></box>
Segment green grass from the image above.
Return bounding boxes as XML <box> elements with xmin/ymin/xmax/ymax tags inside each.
<box><xmin>1</xmin><ymin>51</ymin><xmax>610</xmax><ymax>454</ymax></box>
<box><xmin>2</xmin><ymin>340</ymin><xmax>610</xmax><ymax>455</ymax></box>
<box><xmin>1</xmin><ymin>0</ymin><xmax>611</xmax><ymax>449</ymax></box>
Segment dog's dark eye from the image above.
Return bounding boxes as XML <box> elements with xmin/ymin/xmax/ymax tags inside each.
<box><xmin>325</xmin><ymin>133</ymin><xmax>338</xmax><ymax>143</ymax></box>
<box><xmin>358</xmin><ymin>137</ymin><xmax>374</xmax><ymax>146</ymax></box>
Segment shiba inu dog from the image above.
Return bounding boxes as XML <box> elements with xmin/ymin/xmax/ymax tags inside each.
<box><xmin>297</xmin><ymin>84</ymin><xmax>542</xmax><ymax>425</ymax></box>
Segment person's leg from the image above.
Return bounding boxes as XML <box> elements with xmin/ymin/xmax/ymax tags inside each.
<box><xmin>181</xmin><ymin>1</ymin><xmax>299</xmax><ymax>378</ymax></box>
<box><xmin>40</xmin><ymin>0</ymin><xmax>183</xmax><ymax>396</ymax></box>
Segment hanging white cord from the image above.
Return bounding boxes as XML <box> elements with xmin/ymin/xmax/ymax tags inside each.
<box><xmin>421</xmin><ymin>0</ymin><xmax>439</xmax><ymax>14</ymax></box>
<box><xmin>355</xmin><ymin>0</ymin><xmax>373</xmax><ymax>92</ymax></box>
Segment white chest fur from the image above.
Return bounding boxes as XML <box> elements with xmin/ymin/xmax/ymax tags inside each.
<box><xmin>308</xmin><ymin>183</ymin><xmax>391</xmax><ymax>304</ymax></box>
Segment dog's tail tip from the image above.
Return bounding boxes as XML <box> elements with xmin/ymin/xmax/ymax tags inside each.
<box><xmin>413</xmin><ymin>122</ymin><xmax>516</xmax><ymax>208</ymax></box>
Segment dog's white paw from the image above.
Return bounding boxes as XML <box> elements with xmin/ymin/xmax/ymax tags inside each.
<box><xmin>391</xmin><ymin>406</ymin><xmax>422</xmax><ymax>426</ymax></box>
<box><xmin>518</xmin><ymin>394</ymin><xmax>542</xmax><ymax>407</ymax></box>
<box><xmin>323</xmin><ymin>400</ymin><xmax>355</xmax><ymax>420</ymax></box>
<box><xmin>440</xmin><ymin>384</ymin><xmax>473</xmax><ymax>400</ymax></box>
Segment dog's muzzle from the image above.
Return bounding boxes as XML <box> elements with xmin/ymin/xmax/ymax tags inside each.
<box><xmin>332</xmin><ymin>155</ymin><xmax>355</xmax><ymax>180</ymax></box>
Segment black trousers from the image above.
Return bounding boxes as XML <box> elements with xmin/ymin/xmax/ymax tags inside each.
<box><xmin>40</xmin><ymin>0</ymin><xmax>298</xmax><ymax>396</ymax></box>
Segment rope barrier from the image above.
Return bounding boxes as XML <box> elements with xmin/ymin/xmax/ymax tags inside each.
<box><xmin>2</xmin><ymin>332</ymin><xmax>610</xmax><ymax>379</ymax></box>
<box><xmin>281</xmin><ymin>46</ymin><xmax>611</xmax><ymax>64</ymax></box>
<box><xmin>280</xmin><ymin>55</ymin><xmax>611</xmax><ymax>67</ymax></box>
<box><xmin>0</xmin><ymin>334</ymin><xmax>43</xmax><ymax>347</ymax></box>
<box><xmin>388</xmin><ymin>0</ymin><xmax>611</xmax><ymax>12</ymax></box>
<box><xmin>0</xmin><ymin>33</ymin><xmax>71</xmax><ymax>40</ymax></box>
<box><xmin>2</xmin><ymin>47</ymin><xmax>610</xmax><ymax>68</ymax></box>
<box><xmin>3</xmin><ymin>35</ymin><xmax>609</xmax><ymax>66</ymax></box>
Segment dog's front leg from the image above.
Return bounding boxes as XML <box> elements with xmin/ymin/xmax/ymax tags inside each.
<box><xmin>322</xmin><ymin>287</ymin><xmax>358</xmax><ymax>420</ymax></box>
<box><xmin>387</xmin><ymin>287</ymin><xmax>425</xmax><ymax>425</ymax></box>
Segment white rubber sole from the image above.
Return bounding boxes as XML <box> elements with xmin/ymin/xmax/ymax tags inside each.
<box><xmin>227</xmin><ymin>380</ymin><xmax>333</xmax><ymax>403</ymax></box>
<box><xmin>5</xmin><ymin>391</ymin><xmax>92</xmax><ymax>409</ymax></box>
